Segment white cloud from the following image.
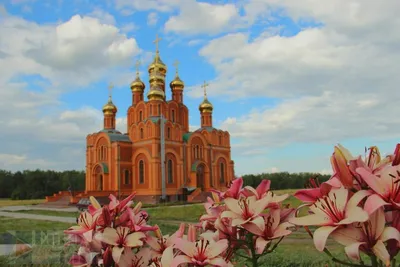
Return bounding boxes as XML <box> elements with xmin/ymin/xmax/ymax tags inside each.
<box><xmin>115</xmin><ymin>0</ymin><xmax>181</xmax><ymax>13</ymax></box>
<box><xmin>87</xmin><ymin>8</ymin><xmax>116</xmax><ymax>25</ymax></box>
<box><xmin>191</xmin><ymin>1</ymin><xmax>400</xmax><ymax>174</ymax></box>
<box><xmin>0</xmin><ymin>13</ymin><xmax>141</xmax><ymax>171</ymax></box>
<box><xmin>147</xmin><ymin>12</ymin><xmax>159</xmax><ymax>26</ymax></box>
<box><xmin>121</xmin><ymin>22</ymin><xmax>138</xmax><ymax>33</ymax></box>
<box><xmin>164</xmin><ymin>1</ymin><xmax>242</xmax><ymax>35</ymax></box>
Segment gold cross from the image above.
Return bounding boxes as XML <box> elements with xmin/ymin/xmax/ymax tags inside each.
<box><xmin>173</xmin><ymin>60</ymin><xmax>179</xmax><ymax>74</ymax></box>
<box><xmin>153</xmin><ymin>34</ymin><xmax>162</xmax><ymax>52</ymax></box>
<box><xmin>201</xmin><ymin>81</ymin><xmax>209</xmax><ymax>97</ymax></box>
<box><xmin>108</xmin><ymin>82</ymin><xmax>114</xmax><ymax>98</ymax></box>
<box><xmin>135</xmin><ymin>59</ymin><xmax>141</xmax><ymax>76</ymax></box>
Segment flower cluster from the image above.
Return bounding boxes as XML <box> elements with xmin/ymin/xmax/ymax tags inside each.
<box><xmin>64</xmin><ymin>178</ymin><xmax>294</xmax><ymax>267</ymax></box>
<box><xmin>291</xmin><ymin>144</ymin><xmax>400</xmax><ymax>267</ymax></box>
<box><xmin>198</xmin><ymin>178</ymin><xmax>296</xmax><ymax>266</ymax></box>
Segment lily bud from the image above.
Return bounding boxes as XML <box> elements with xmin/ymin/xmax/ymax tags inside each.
<box><xmin>330</xmin><ymin>145</ymin><xmax>354</xmax><ymax>188</ymax></box>
<box><xmin>393</xmin><ymin>144</ymin><xmax>400</xmax><ymax>166</ymax></box>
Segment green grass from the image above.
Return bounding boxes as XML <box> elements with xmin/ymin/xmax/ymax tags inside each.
<box><xmin>13</xmin><ymin>209</ymin><xmax>79</xmax><ymax>218</ymax></box>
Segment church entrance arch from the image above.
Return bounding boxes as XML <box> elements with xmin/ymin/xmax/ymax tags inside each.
<box><xmin>97</xmin><ymin>175</ymin><xmax>103</xmax><ymax>190</ymax></box>
<box><xmin>94</xmin><ymin>165</ymin><xmax>104</xmax><ymax>191</ymax></box>
<box><xmin>196</xmin><ymin>164</ymin><xmax>205</xmax><ymax>190</ymax></box>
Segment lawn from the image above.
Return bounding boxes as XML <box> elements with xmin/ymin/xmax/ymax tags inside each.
<box><xmin>0</xmin><ymin>198</ymin><xmax>45</xmax><ymax>207</ymax></box>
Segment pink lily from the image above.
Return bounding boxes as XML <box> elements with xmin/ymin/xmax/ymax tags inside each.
<box><xmin>356</xmin><ymin>165</ymin><xmax>400</xmax><ymax>215</ymax></box>
<box><xmin>172</xmin><ymin>238</ymin><xmax>229</xmax><ymax>267</ymax></box>
<box><xmin>108</xmin><ymin>193</ymin><xmax>136</xmax><ymax>212</ymax></box>
<box><xmin>95</xmin><ymin>226</ymin><xmax>146</xmax><ymax>263</ymax></box>
<box><xmin>211</xmin><ymin>177</ymin><xmax>244</xmax><ymax>200</ymax></box>
<box><xmin>289</xmin><ymin>187</ymin><xmax>370</xmax><ymax>251</ymax></box>
<box><xmin>330</xmin><ymin>144</ymin><xmax>355</xmax><ymax>188</ymax></box>
<box><xmin>149</xmin><ymin>246</ymin><xmax>175</xmax><ymax>267</ymax></box>
<box><xmin>331</xmin><ymin>208</ymin><xmax>400</xmax><ymax>266</ymax></box>
<box><xmin>221</xmin><ymin>195</ymin><xmax>271</xmax><ymax>232</ymax></box>
<box><xmin>68</xmin><ymin>246</ymin><xmax>99</xmax><ymax>267</ymax></box>
<box><xmin>246</xmin><ymin>209</ymin><xmax>293</xmax><ymax>254</ymax></box>
<box><xmin>64</xmin><ymin>211</ymin><xmax>99</xmax><ymax>242</ymax></box>
<box><xmin>393</xmin><ymin>144</ymin><xmax>400</xmax><ymax>166</ymax></box>
<box><xmin>146</xmin><ymin>223</ymin><xmax>185</xmax><ymax>258</ymax></box>
<box><xmin>118</xmin><ymin>247</ymin><xmax>152</xmax><ymax>267</ymax></box>
<box><xmin>88</xmin><ymin>196</ymin><xmax>102</xmax><ymax>216</ymax></box>
<box><xmin>294</xmin><ymin>176</ymin><xmax>341</xmax><ymax>203</ymax></box>
<box><xmin>199</xmin><ymin>197</ymin><xmax>225</xmax><ymax>229</ymax></box>
<box><xmin>241</xmin><ymin>179</ymin><xmax>270</xmax><ymax>199</ymax></box>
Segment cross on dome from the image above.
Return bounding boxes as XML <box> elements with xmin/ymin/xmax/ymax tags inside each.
<box><xmin>201</xmin><ymin>81</ymin><xmax>209</xmax><ymax>98</ymax></box>
<box><xmin>108</xmin><ymin>82</ymin><xmax>114</xmax><ymax>99</ymax></box>
<box><xmin>153</xmin><ymin>34</ymin><xmax>162</xmax><ymax>53</ymax></box>
<box><xmin>135</xmin><ymin>59</ymin><xmax>141</xmax><ymax>77</ymax></box>
<box><xmin>173</xmin><ymin>60</ymin><xmax>180</xmax><ymax>75</ymax></box>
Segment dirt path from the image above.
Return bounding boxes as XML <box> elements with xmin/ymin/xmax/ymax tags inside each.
<box><xmin>0</xmin><ymin>211</ymin><xmax>76</xmax><ymax>224</ymax></box>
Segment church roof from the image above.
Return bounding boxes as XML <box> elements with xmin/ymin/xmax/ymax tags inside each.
<box><xmin>98</xmin><ymin>129</ymin><xmax>132</xmax><ymax>143</ymax></box>
<box><xmin>182</xmin><ymin>132</ymin><xmax>193</xmax><ymax>143</ymax></box>
<box><xmin>195</xmin><ymin>126</ymin><xmax>220</xmax><ymax>132</ymax></box>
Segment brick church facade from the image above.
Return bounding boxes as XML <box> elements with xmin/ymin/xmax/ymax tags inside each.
<box><xmin>50</xmin><ymin>37</ymin><xmax>235</xmax><ymax>204</ymax></box>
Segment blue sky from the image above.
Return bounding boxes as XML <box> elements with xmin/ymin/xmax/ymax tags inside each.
<box><xmin>0</xmin><ymin>0</ymin><xmax>399</xmax><ymax>175</ymax></box>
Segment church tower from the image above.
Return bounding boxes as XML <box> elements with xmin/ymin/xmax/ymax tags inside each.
<box><xmin>199</xmin><ymin>81</ymin><xmax>213</xmax><ymax>128</ymax></box>
<box><xmin>170</xmin><ymin>60</ymin><xmax>185</xmax><ymax>103</ymax></box>
<box><xmin>130</xmin><ymin>59</ymin><xmax>145</xmax><ymax>105</ymax></box>
<box><xmin>102</xmin><ymin>83</ymin><xmax>117</xmax><ymax>130</ymax></box>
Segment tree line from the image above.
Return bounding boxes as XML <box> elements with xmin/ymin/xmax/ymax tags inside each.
<box><xmin>0</xmin><ymin>169</ymin><xmax>331</xmax><ymax>200</ymax></box>
<box><xmin>0</xmin><ymin>169</ymin><xmax>85</xmax><ymax>200</ymax></box>
<box><xmin>241</xmin><ymin>172</ymin><xmax>331</xmax><ymax>190</ymax></box>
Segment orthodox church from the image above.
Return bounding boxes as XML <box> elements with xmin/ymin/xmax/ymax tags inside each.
<box><xmin>78</xmin><ymin>36</ymin><xmax>234</xmax><ymax>203</ymax></box>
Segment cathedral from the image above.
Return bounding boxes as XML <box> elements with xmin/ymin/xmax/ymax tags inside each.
<box><xmin>81</xmin><ymin>37</ymin><xmax>234</xmax><ymax>203</ymax></box>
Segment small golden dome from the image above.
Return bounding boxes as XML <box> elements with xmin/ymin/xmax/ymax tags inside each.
<box><xmin>199</xmin><ymin>97</ymin><xmax>213</xmax><ymax>112</ymax></box>
<box><xmin>148</xmin><ymin>53</ymin><xmax>167</xmax><ymax>74</ymax></box>
<box><xmin>147</xmin><ymin>83</ymin><xmax>165</xmax><ymax>101</ymax></box>
<box><xmin>130</xmin><ymin>77</ymin><xmax>145</xmax><ymax>92</ymax></box>
<box><xmin>103</xmin><ymin>98</ymin><xmax>117</xmax><ymax>115</ymax></box>
<box><xmin>170</xmin><ymin>75</ymin><xmax>184</xmax><ymax>89</ymax></box>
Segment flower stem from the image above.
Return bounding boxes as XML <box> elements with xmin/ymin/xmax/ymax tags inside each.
<box><xmin>370</xmin><ymin>255</ymin><xmax>378</xmax><ymax>267</ymax></box>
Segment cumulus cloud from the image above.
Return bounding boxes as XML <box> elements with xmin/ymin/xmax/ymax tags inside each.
<box><xmin>194</xmin><ymin>0</ymin><xmax>400</xmax><ymax>160</ymax></box>
<box><xmin>147</xmin><ymin>12</ymin><xmax>159</xmax><ymax>26</ymax></box>
<box><xmin>115</xmin><ymin>0</ymin><xmax>181</xmax><ymax>13</ymax></box>
<box><xmin>0</xmin><ymin>13</ymin><xmax>140</xmax><ymax>171</ymax></box>
<box><xmin>164</xmin><ymin>1</ymin><xmax>242</xmax><ymax>35</ymax></box>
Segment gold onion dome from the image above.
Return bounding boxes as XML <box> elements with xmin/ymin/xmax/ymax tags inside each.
<box><xmin>103</xmin><ymin>98</ymin><xmax>117</xmax><ymax>114</ymax></box>
<box><xmin>148</xmin><ymin>53</ymin><xmax>167</xmax><ymax>73</ymax></box>
<box><xmin>199</xmin><ymin>97</ymin><xmax>213</xmax><ymax>112</ymax></box>
<box><xmin>170</xmin><ymin>75</ymin><xmax>184</xmax><ymax>89</ymax></box>
<box><xmin>130</xmin><ymin>76</ymin><xmax>145</xmax><ymax>92</ymax></box>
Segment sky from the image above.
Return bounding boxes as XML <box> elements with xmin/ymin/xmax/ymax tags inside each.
<box><xmin>0</xmin><ymin>0</ymin><xmax>399</xmax><ymax>176</ymax></box>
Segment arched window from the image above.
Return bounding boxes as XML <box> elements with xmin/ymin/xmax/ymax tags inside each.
<box><xmin>140</xmin><ymin>128</ymin><xmax>144</xmax><ymax>139</ymax></box>
<box><xmin>219</xmin><ymin>135</ymin><xmax>222</xmax><ymax>145</ymax></box>
<box><xmin>139</xmin><ymin>160</ymin><xmax>144</xmax><ymax>184</ymax></box>
<box><xmin>220</xmin><ymin>162</ymin><xmax>225</xmax><ymax>183</ymax></box>
<box><xmin>172</xmin><ymin>110</ymin><xmax>175</xmax><ymax>122</ymax></box>
<box><xmin>167</xmin><ymin>159</ymin><xmax>173</xmax><ymax>183</ymax></box>
<box><xmin>124</xmin><ymin>169</ymin><xmax>130</xmax><ymax>185</ymax></box>
<box><xmin>167</xmin><ymin>127</ymin><xmax>171</xmax><ymax>139</ymax></box>
<box><xmin>139</xmin><ymin>111</ymin><xmax>143</xmax><ymax>121</ymax></box>
<box><xmin>195</xmin><ymin>145</ymin><xmax>199</xmax><ymax>159</ymax></box>
<box><xmin>158</xmin><ymin>104</ymin><xmax>161</xmax><ymax>114</ymax></box>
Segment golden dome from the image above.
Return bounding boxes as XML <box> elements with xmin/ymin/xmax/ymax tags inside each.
<box><xmin>148</xmin><ymin>53</ymin><xmax>167</xmax><ymax>74</ymax></box>
<box><xmin>147</xmin><ymin>83</ymin><xmax>165</xmax><ymax>101</ymax></box>
<box><xmin>199</xmin><ymin>97</ymin><xmax>213</xmax><ymax>113</ymax></box>
<box><xmin>103</xmin><ymin>98</ymin><xmax>117</xmax><ymax>115</ymax></box>
<box><xmin>170</xmin><ymin>75</ymin><xmax>184</xmax><ymax>89</ymax></box>
<box><xmin>130</xmin><ymin>76</ymin><xmax>145</xmax><ymax>92</ymax></box>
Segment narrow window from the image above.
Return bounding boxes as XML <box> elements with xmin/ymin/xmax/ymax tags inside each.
<box><xmin>124</xmin><ymin>169</ymin><xmax>130</xmax><ymax>185</ymax></box>
<box><xmin>195</xmin><ymin>145</ymin><xmax>199</xmax><ymax>159</ymax></box>
<box><xmin>167</xmin><ymin>127</ymin><xmax>171</xmax><ymax>139</ymax></box>
<box><xmin>220</xmin><ymin>162</ymin><xmax>225</xmax><ymax>183</ymax></box>
<box><xmin>167</xmin><ymin>159</ymin><xmax>173</xmax><ymax>183</ymax></box>
<box><xmin>140</xmin><ymin>128</ymin><xmax>144</xmax><ymax>139</ymax></box>
<box><xmin>139</xmin><ymin>111</ymin><xmax>143</xmax><ymax>121</ymax></box>
<box><xmin>219</xmin><ymin>136</ymin><xmax>222</xmax><ymax>145</ymax></box>
<box><xmin>172</xmin><ymin>110</ymin><xmax>175</xmax><ymax>122</ymax></box>
<box><xmin>139</xmin><ymin>160</ymin><xmax>144</xmax><ymax>184</ymax></box>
